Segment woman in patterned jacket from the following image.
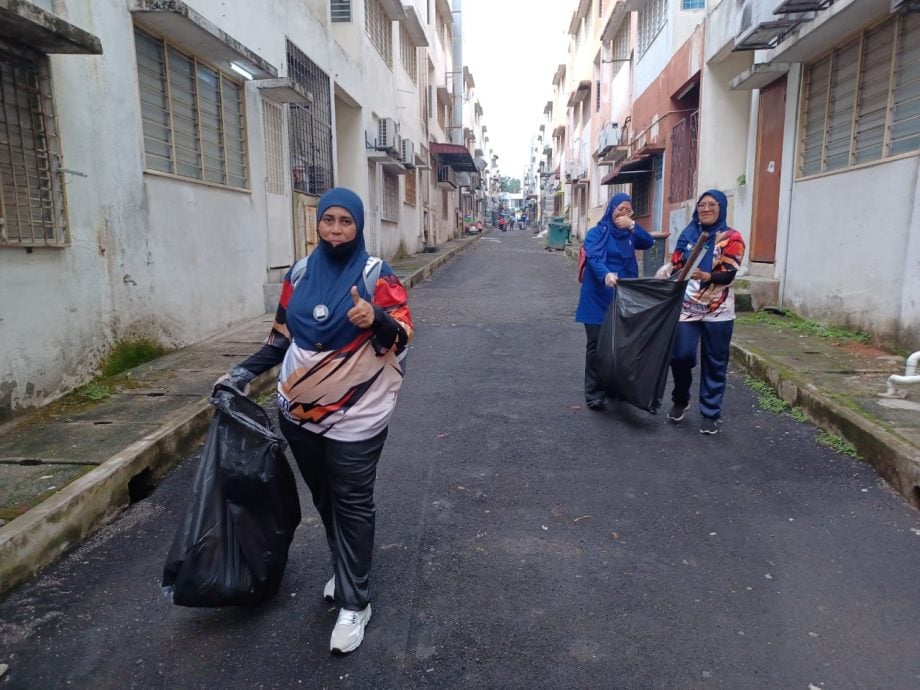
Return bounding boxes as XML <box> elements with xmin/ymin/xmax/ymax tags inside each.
<box><xmin>220</xmin><ymin>187</ymin><xmax>413</xmax><ymax>654</ymax></box>
<box><xmin>665</xmin><ymin>189</ymin><xmax>746</xmax><ymax>435</ymax></box>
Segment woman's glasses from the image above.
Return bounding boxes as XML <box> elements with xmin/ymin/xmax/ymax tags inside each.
<box><xmin>615</xmin><ymin>205</ymin><xmax>634</xmax><ymax>217</ymax></box>
<box><xmin>697</xmin><ymin>202</ymin><xmax>719</xmax><ymax>210</ymax></box>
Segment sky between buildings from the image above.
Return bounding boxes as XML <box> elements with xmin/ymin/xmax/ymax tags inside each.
<box><xmin>462</xmin><ymin>0</ymin><xmax>576</xmax><ymax>182</ymax></box>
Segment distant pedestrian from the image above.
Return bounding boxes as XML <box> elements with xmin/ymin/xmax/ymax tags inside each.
<box><xmin>575</xmin><ymin>192</ymin><xmax>656</xmax><ymax>411</ymax></box>
<box><xmin>664</xmin><ymin>189</ymin><xmax>746</xmax><ymax>434</ymax></box>
<box><xmin>217</xmin><ymin>187</ymin><xmax>413</xmax><ymax>653</ymax></box>
<box><xmin>499</xmin><ymin>216</ymin><xmax>506</xmax><ymax>232</ymax></box>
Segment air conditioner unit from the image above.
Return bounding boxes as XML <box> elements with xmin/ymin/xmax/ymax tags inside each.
<box><xmin>437</xmin><ymin>164</ymin><xmax>458</xmax><ymax>188</ymax></box>
<box><xmin>401</xmin><ymin>139</ymin><xmax>415</xmax><ymax>166</ymax></box>
<box><xmin>377</xmin><ymin>118</ymin><xmax>400</xmax><ymax>154</ymax></box>
<box><xmin>596</xmin><ymin>122</ymin><xmax>620</xmax><ymax>157</ymax></box>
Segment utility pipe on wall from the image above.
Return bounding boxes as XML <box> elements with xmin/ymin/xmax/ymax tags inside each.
<box><xmin>884</xmin><ymin>351</ymin><xmax>920</xmax><ymax>398</ymax></box>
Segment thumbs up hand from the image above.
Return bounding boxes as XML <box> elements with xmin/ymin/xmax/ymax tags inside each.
<box><xmin>347</xmin><ymin>286</ymin><xmax>376</xmax><ymax>328</ymax></box>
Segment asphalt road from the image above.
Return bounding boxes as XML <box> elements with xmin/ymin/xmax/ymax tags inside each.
<box><xmin>2</xmin><ymin>229</ymin><xmax>920</xmax><ymax>689</ymax></box>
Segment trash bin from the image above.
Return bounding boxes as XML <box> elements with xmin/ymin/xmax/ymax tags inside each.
<box><xmin>546</xmin><ymin>217</ymin><xmax>570</xmax><ymax>250</ymax></box>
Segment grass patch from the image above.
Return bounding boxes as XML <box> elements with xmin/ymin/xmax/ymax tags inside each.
<box><xmin>737</xmin><ymin>310</ymin><xmax>871</xmax><ymax>344</ymax></box>
<box><xmin>743</xmin><ymin>374</ymin><xmax>808</xmax><ymax>422</ymax></box>
<box><xmin>101</xmin><ymin>339</ymin><xmax>169</xmax><ymax>377</ymax></box>
<box><xmin>815</xmin><ymin>431</ymin><xmax>862</xmax><ymax>460</ymax></box>
<box><xmin>79</xmin><ymin>381</ymin><xmax>113</xmax><ymax>402</ymax></box>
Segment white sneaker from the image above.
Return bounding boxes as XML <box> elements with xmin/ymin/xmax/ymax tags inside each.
<box><xmin>330</xmin><ymin>605</ymin><xmax>372</xmax><ymax>654</ymax></box>
<box><xmin>323</xmin><ymin>576</ymin><xmax>335</xmax><ymax>602</ymax></box>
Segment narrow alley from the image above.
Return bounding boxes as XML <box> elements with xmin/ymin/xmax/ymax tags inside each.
<box><xmin>1</xmin><ymin>231</ymin><xmax>918</xmax><ymax>689</ymax></box>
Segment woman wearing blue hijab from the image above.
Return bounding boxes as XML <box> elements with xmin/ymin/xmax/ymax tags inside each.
<box><xmin>575</xmin><ymin>192</ymin><xmax>656</xmax><ymax>410</ymax></box>
<box><xmin>221</xmin><ymin>187</ymin><xmax>414</xmax><ymax>653</ymax></box>
<box><xmin>664</xmin><ymin>189</ymin><xmax>746</xmax><ymax>434</ymax></box>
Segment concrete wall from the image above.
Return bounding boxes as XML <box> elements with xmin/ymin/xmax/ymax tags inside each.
<box><xmin>783</xmin><ymin>156</ymin><xmax>920</xmax><ymax>346</ymax></box>
<box><xmin>1</xmin><ymin>0</ymin><xmax>453</xmax><ymax>414</ymax></box>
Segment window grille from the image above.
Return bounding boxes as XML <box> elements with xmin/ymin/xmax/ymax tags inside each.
<box><xmin>0</xmin><ymin>41</ymin><xmax>66</xmax><ymax>246</ymax></box>
<box><xmin>400</xmin><ymin>24</ymin><xmax>418</xmax><ymax>83</ymax></box>
<box><xmin>366</xmin><ymin>0</ymin><xmax>393</xmax><ymax>68</ymax></box>
<box><xmin>638</xmin><ymin>0</ymin><xmax>667</xmax><ymax>57</ymax></box>
<box><xmin>799</xmin><ymin>14</ymin><xmax>920</xmax><ymax>177</ymax></box>
<box><xmin>681</xmin><ymin>0</ymin><xmax>705</xmax><ymax>9</ymax></box>
<box><xmin>331</xmin><ymin>0</ymin><xmax>351</xmax><ymax>22</ymax></box>
<box><xmin>612</xmin><ymin>23</ymin><xmax>630</xmax><ymax>61</ymax></box>
<box><xmin>287</xmin><ymin>40</ymin><xmax>334</xmax><ymax>195</ymax></box>
<box><xmin>135</xmin><ymin>29</ymin><xmax>248</xmax><ymax>188</ymax></box>
<box><xmin>631</xmin><ymin>173</ymin><xmax>651</xmax><ymax>216</ymax></box>
<box><xmin>405</xmin><ymin>168</ymin><xmax>417</xmax><ymax>206</ymax></box>
<box><xmin>262</xmin><ymin>99</ymin><xmax>285</xmax><ymax>194</ymax></box>
<box><xmin>382</xmin><ymin>170</ymin><xmax>399</xmax><ymax>221</ymax></box>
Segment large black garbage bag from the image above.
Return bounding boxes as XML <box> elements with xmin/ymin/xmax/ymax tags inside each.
<box><xmin>161</xmin><ymin>384</ymin><xmax>301</xmax><ymax>607</ymax></box>
<box><xmin>597</xmin><ymin>278</ymin><xmax>687</xmax><ymax>414</ymax></box>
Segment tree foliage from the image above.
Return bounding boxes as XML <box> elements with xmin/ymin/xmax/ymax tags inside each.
<box><xmin>500</xmin><ymin>176</ymin><xmax>521</xmax><ymax>193</ymax></box>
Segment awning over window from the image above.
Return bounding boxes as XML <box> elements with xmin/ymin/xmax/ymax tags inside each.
<box><xmin>0</xmin><ymin>0</ymin><xmax>102</xmax><ymax>54</ymax></box>
<box><xmin>601</xmin><ymin>155</ymin><xmax>654</xmax><ymax>185</ymax></box>
<box><xmin>130</xmin><ymin>0</ymin><xmax>276</xmax><ymax>79</ymax></box>
<box><xmin>567</xmin><ymin>80</ymin><xmax>592</xmax><ymax>107</ymax></box>
<box><xmin>430</xmin><ymin>142</ymin><xmax>478</xmax><ymax>173</ymax></box>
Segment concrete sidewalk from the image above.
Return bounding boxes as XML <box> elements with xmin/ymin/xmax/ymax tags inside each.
<box><xmin>0</xmin><ymin>236</ymin><xmax>480</xmax><ymax>596</ymax></box>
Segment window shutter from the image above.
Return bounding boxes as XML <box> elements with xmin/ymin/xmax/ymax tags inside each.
<box><xmin>823</xmin><ymin>40</ymin><xmax>859</xmax><ymax>172</ymax></box>
<box><xmin>800</xmin><ymin>56</ymin><xmax>830</xmax><ymax>177</ymax></box>
<box><xmin>890</xmin><ymin>14</ymin><xmax>920</xmax><ymax>157</ymax></box>
<box><xmin>167</xmin><ymin>49</ymin><xmax>202</xmax><ymax>179</ymax></box>
<box><xmin>136</xmin><ymin>31</ymin><xmax>172</xmax><ymax>173</ymax></box>
<box><xmin>854</xmin><ymin>20</ymin><xmax>895</xmax><ymax>165</ymax></box>
<box><xmin>331</xmin><ymin>0</ymin><xmax>351</xmax><ymax>22</ymax></box>
<box><xmin>197</xmin><ymin>64</ymin><xmax>226</xmax><ymax>184</ymax></box>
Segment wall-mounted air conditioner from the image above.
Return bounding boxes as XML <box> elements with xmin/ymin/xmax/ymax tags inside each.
<box><xmin>401</xmin><ymin>139</ymin><xmax>416</xmax><ymax>166</ymax></box>
<box><xmin>377</xmin><ymin>118</ymin><xmax>400</xmax><ymax>154</ymax></box>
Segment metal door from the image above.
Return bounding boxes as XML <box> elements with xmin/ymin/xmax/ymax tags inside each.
<box><xmin>751</xmin><ymin>76</ymin><xmax>787</xmax><ymax>263</ymax></box>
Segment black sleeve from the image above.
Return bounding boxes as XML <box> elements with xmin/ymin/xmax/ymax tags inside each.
<box><xmin>371</xmin><ymin>305</ymin><xmax>409</xmax><ymax>355</ymax></box>
<box><xmin>236</xmin><ymin>342</ymin><xmax>287</xmax><ymax>378</ymax></box>
<box><xmin>708</xmin><ymin>268</ymin><xmax>737</xmax><ymax>286</ymax></box>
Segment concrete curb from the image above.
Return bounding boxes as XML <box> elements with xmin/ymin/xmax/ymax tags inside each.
<box><xmin>399</xmin><ymin>236</ymin><xmax>479</xmax><ymax>289</ymax></box>
<box><xmin>731</xmin><ymin>342</ymin><xmax>920</xmax><ymax>508</ymax></box>
<box><xmin>0</xmin><ymin>371</ymin><xmax>279</xmax><ymax>595</ymax></box>
<box><xmin>0</xmin><ymin>241</ymin><xmax>476</xmax><ymax>597</ymax></box>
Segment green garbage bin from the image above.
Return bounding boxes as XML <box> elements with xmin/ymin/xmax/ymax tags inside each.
<box><xmin>546</xmin><ymin>218</ymin><xmax>570</xmax><ymax>250</ymax></box>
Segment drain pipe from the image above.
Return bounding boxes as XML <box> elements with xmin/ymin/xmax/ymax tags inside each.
<box><xmin>884</xmin><ymin>351</ymin><xmax>920</xmax><ymax>398</ymax></box>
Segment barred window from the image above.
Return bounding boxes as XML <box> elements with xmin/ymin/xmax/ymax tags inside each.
<box><xmin>631</xmin><ymin>174</ymin><xmax>651</xmax><ymax>216</ymax></box>
<box><xmin>382</xmin><ymin>170</ymin><xmax>399</xmax><ymax>221</ymax></box>
<box><xmin>135</xmin><ymin>29</ymin><xmax>247</xmax><ymax>188</ymax></box>
<box><xmin>331</xmin><ymin>0</ymin><xmax>351</xmax><ymax>22</ymax></box>
<box><xmin>681</xmin><ymin>0</ymin><xmax>705</xmax><ymax>9</ymax></box>
<box><xmin>400</xmin><ymin>24</ymin><xmax>418</xmax><ymax>83</ymax></box>
<box><xmin>612</xmin><ymin>23</ymin><xmax>630</xmax><ymax>62</ymax></box>
<box><xmin>366</xmin><ymin>0</ymin><xmax>393</xmax><ymax>68</ymax></box>
<box><xmin>0</xmin><ymin>41</ymin><xmax>67</xmax><ymax>246</ymax></box>
<box><xmin>262</xmin><ymin>99</ymin><xmax>285</xmax><ymax>194</ymax></box>
<box><xmin>405</xmin><ymin>168</ymin><xmax>417</xmax><ymax>206</ymax></box>
<box><xmin>287</xmin><ymin>40</ymin><xmax>334</xmax><ymax>195</ymax></box>
<box><xmin>638</xmin><ymin>0</ymin><xmax>667</xmax><ymax>57</ymax></box>
<box><xmin>800</xmin><ymin>15</ymin><xmax>920</xmax><ymax>177</ymax></box>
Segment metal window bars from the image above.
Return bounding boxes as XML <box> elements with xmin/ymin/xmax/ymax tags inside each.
<box><xmin>286</xmin><ymin>40</ymin><xmax>334</xmax><ymax>196</ymax></box>
<box><xmin>0</xmin><ymin>41</ymin><xmax>66</xmax><ymax>246</ymax></box>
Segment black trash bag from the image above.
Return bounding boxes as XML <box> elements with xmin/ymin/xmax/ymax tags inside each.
<box><xmin>596</xmin><ymin>277</ymin><xmax>687</xmax><ymax>414</ymax></box>
<box><xmin>161</xmin><ymin>384</ymin><xmax>301</xmax><ymax>607</ymax></box>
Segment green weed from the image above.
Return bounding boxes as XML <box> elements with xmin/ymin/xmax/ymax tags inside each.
<box><xmin>80</xmin><ymin>381</ymin><xmax>112</xmax><ymax>402</ymax></box>
<box><xmin>743</xmin><ymin>375</ymin><xmax>807</xmax><ymax>422</ymax></box>
<box><xmin>737</xmin><ymin>310</ymin><xmax>870</xmax><ymax>344</ymax></box>
<box><xmin>815</xmin><ymin>431</ymin><xmax>862</xmax><ymax>460</ymax></box>
<box><xmin>101</xmin><ymin>339</ymin><xmax>169</xmax><ymax>377</ymax></box>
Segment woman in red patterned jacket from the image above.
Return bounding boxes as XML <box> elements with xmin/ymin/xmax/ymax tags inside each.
<box><xmin>220</xmin><ymin>187</ymin><xmax>413</xmax><ymax>654</ymax></box>
<box><xmin>664</xmin><ymin>189</ymin><xmax>745</xmax><ymax>435</ymax></box>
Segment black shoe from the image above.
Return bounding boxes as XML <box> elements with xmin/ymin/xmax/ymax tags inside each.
<box><xmin>700</xmin><ymin>417</ymin><xmax>719</xmax><ymax>435</ymax></box>
<box><xmin>586</xmin><ymin>399</ymin><xmax>607</xmax><ymax>411</ymax></box>
<box><xmin>668</xmin><ymin>403</ymin><xmax>687</xmax><ymax>421</ymax></box>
